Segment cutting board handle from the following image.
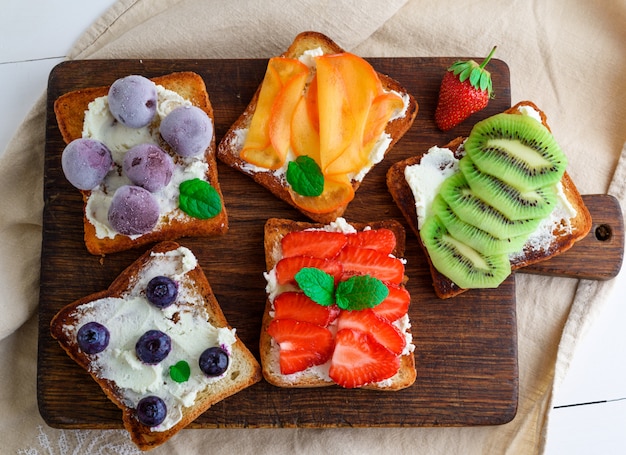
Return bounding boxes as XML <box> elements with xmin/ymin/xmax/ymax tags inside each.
<box><xmin>522</xmin><ymin>194</ymin><xmax>624</xmax><ymax>280</ymax></box>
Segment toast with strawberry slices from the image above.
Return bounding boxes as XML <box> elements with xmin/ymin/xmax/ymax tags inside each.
<box><xmin>217</xmin><ymin>31</ymin><xmax>418</xmax><ymax>224</ymax></box>
<box><xmin>260</xmin><ymin>217</ymin><xmax>416</xmax><ymax>390</ymax></box>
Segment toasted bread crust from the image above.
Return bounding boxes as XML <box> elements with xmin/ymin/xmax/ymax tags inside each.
<box><xmin>259</xmin><ymin>217</ymin><xmax>416</xmax><ymax>390</ymax></box>
<box><xmin>50</xmin><ymin>241</ymin><xmax>262</xmax><ymax>450</ymax></box>
<box><xmin>54</xmin><ymin>72</ymin><xmax>228</xmax><ymax>255</ymax></box>
<box><xmin>217</xmin><ymin>31</ymin><xmax>418</xmax><ymax>224</ymax></box>
<box><xmin>386</xmin><ymin>101</ymin><xmax>593</xmax><ymax>299</ymax></box>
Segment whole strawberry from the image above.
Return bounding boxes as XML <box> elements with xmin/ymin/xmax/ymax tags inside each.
<box><xmin>435</xmin><ymin>46</ymin><xmax>497</xmax><ymax>131</ymax></box>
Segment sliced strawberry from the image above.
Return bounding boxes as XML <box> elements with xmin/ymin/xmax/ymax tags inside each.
<box><xmin>281</xmin><ymin>230</ymin><xmax>347</xmax><ymax>259</ymax></box>
<box><xmin>346</xmin><ymin>228</ymin><xmax>396</xmax><ymax>255</ymax></box>
<box><xmin>337</xmin><ymin>245</ymin><xmax>404</xmax><ymax>284</ymax></box>
<box><xmin>371</xmin><ymin>284</ymin><xmax>410</xmax><ymax>322</ymax></box>
<box><xmin>267</xmin><ymin>319</ymin><xmax>334</xmax><ymax>375</ymax></box>
<box><xmin>273</xmin><ymin>292</ymin><xmax>339</xmax><ymax>326</ymax></box>
<box><xmin>275</xmin><ymin>256</ymin><xmax>343</xmax><ymax>285</ymax></box>
<box><xmin>329</xmin><ymin>328</ymin><xmax>400</xmax><ymax>388</ymax></box>
<box><xmin>336</xmin><ymin>309</ymin><xmax>406</xmax><ymax>355</ymax></box>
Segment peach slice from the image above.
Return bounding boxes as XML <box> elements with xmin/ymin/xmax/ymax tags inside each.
<box><xmin>316</xmin><ymin>53</ymin><xmax>384</xmax><ymax>176</ymax></box>
<box><xmin>269</xmin><ymin>70</ymin><xmax>308</xmax><ymax>165</ymax></box>
<box><xmin>291</xmin><ymin>94</ymin><xmax>321</xmax><ymax>164</ymax></box>
<box><xmin>241</xmin><ymin>57</ymin><xmax>308</xmax><ymax>169</ymax></box>
<box><xmin>362</xmin><ymin>92</ymin><xmax>404</xmax><ymax>150</ymax></box>
<box><xmin>288</xmin><ymin>174</ymin><xmax>354</xmax><ymax>214</ymax></box>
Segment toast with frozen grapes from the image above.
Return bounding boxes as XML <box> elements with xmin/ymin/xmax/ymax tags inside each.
<box><xmin>54</xmin><ymin>71</ymin><xmax>228</xmax><ymax>255</ymax></box>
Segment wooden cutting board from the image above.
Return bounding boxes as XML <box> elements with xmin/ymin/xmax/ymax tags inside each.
<box><xmin>36</xmin><ymin>58</ymin><xmax>621</xmax><ymax>430</ymax></box>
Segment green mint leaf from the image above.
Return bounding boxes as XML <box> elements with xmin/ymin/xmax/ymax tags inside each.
<box><xmin>335</xmin><ymin>275</ymin><xmax>389</xmax><ymax>311</ymax></box>
<box><xmin>294</xmin><ymin>267</ymin><xmax>335</xmax><ymax>306</ymax></box>
<box><xmin>179</xmin><ymin>178</ymin><xmax>222</xmax><ymax>219</ymax></box>
<box><xmin>169</xmin><ymin>360</ymin><xmax>191</xmax><ymax>383</ymax></box>
<box><xmin>286</xmin><ymin>155</ymin><xmax>324</xmax><ymax>197</ymax></box>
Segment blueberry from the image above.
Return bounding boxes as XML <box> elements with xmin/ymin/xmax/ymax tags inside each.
<box><xmin>146</xmin><ymin>276</ymin><xmax>178</xmax><ymax>308</ymax></box>
<box><xmin>136</xmin><ymin>395</ymin><xmax>167</xmax><ymax>427</ymax></box>
<box><xmin>76</xmin><ymin>321</ymin><xmax>110</xmax><ymax>354</ymax></box>
<box><xmin>135</xmin><ymin>330</ymin><xmax>171</xmax><ymax>364</ymax></box>
<box><xmin>199</xmin><ymin>346</ymin><xmax>229</xmax><ymax>376</ymax></box>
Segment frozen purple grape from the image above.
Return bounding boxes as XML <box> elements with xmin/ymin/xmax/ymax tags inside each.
<box><xmin>160</xmin><ymin>105</ymin><xmax>213</xmax><ymax>157</ymax></box>
<box><xmin>77</xmin><ymin>321</ymin><xmax>110</xmax><ymax>354</ymax></box>
<box><xmin>107</xmin><ymin>75</ymin><xmax>157</xmax><ymax>128</ymax></box>
<box><xmin>61</xmin><ymin>138</ymin><xmax>112</xmax><ymax>190</ymax></box>
<box><xmin>199</xmin><ymin>346</ymin><xmax>229</xmax><ymax>377</ymax></box>
<box><xmin>136</xmin><ymin>396</ymin><xmax>167</xmax><ymax>427</ymax></box>
<box><xmin>135</xmin><ymin>330</ymin><xmax>171</xmax><ymax>365</ymax></box>
<box><xmin>146</xmin><ymin>276</ymin><xmax>178</xmax><ymax>308</ymax></box>
<box><xmin>108</xmin><ymin>185</ymin><xmax>159</xmax><ymax>235</ymax></box>
<box><xmin>123</xmin><ymin>144</ymin><xmax>174</xmax><ymax>192</ymax></box>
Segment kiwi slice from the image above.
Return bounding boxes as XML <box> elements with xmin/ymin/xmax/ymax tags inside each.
<box><xmin>464</xmin><ymin>113</ymin><xmax>567</xmax><ymax>191</ymax></box>
<box><xmin>420</xmin><ymin>215</ymin><xmax>512</xmax><ymax>289</ymax></box>
<box><xmin>439</xmin><ymin>172</ymin><xmax>542</xmax><ymax>239</ymax></box>
<box><xmin>430</xmin><ymin>194</ymin><xmax>527</xmax><ymax>255</ymax></box>
<box><xmin>459</xmin><ymin>156</ymin><xmax>557</xmax><ymax>220</ymax></box>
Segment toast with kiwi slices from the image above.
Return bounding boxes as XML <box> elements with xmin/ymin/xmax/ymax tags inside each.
<box><xmin>217</xmin><ymin>31</ymin><xmax>418</xmax><ymax>224</ymax></box>
<box><xmin>54</xmin><ymin>72</ymin><xmax>228</xmax><ymax>256</ymax></box>
<box><xmin>387</xmin><ymin>101</ymin><xmax>592</xmax><ymax>299</ymax></box>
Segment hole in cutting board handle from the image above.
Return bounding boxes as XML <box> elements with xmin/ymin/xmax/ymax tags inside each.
<box><xmin>595</xmin><ymin>224</ymin><xmax>612</xmax><ymax>241</ymax></box>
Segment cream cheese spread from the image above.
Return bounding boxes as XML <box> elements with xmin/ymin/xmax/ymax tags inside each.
<box><xmin>82</xmin><ymin>86</ymin><xmax>209</xmax><ymax>239</ymax></box>
<box><xmin>61</xmin><ymin>247</ymin><xmax>236</xmax><ymax>433</ymax></box>
<box><xmin>404</xmin><ymin>105</ymin><xmax>578</xmax><ymax>259</ymax></box>
<box><xmin>263</xmin><ymin>217</ymin><xmax>415</xmax><ymax>386</ymax></box>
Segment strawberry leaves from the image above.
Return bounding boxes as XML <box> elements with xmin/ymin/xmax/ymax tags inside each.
<box><xmin>295</xmin><ymin>267</ymin><xmax>389</xmax><ymax>310</ymax></box>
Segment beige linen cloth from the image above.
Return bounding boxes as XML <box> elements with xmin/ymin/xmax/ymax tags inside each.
<box><xmin>1</xmin><ymin>0</ymin><xmax>625</xmax><ymax>453</ymax></box>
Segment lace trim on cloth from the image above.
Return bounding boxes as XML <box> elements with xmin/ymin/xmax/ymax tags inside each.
<box><xmin>17</xmin><ymin>426</ymin><xmax>141</xmax><ymax>455</ymax></box>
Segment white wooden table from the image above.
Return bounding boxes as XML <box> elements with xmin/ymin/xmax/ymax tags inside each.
<box><xmin>2</xmin><ymin>1</ymin><xmax>625</xmax><ymax>453</ymax></box>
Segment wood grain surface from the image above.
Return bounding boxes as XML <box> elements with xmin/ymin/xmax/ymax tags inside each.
<box><xmin>38</xmin><ymin>57</ymin><xmax>520</xmax><ymax>429</ymax></box>
<box><xmin>523</xmin><ymin>194</ymin><xmax>624</xmax><ymax>280</ymax></box>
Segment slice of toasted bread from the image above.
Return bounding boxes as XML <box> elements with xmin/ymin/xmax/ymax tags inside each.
<box><xmin>259</xmin><ymin>217</ymin><xmax>416</xmax><ymax>390</ymax></box>
<box><xmin>217</xmin><ymin>31</ymin><xmax>418</xmax><ymax>224</ymax></box>
<box><xmin>50</xmin><ymin>241</ymin><xmax>262</xmax><ymax>451</ymax></box>
<box><xmin>54</xmin><ymin>71</ymin><xmax>228</xmax><ymax>255</ymax></box>
<box><xmin>387</xmin><ymin>101</ymin><xmax>593</xmax><ymax>298</ymax></box>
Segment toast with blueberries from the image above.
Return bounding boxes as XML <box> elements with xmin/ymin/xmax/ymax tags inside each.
<box><xmin>50</xmin><ymin>241</ymin><xmax>262</xmax><ymax>451</ymax></box>
<box><xmin>54</xmin><ymin>72</ymin><xmax>228</xmax><ymax>255</ymax></box>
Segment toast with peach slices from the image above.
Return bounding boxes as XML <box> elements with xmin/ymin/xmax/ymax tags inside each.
<box><xmin>217</xmin><ymin>31</ymin><xmax>418</xmax><ymax>224</ymax></box>
<box><xmin>54</xmin><ymin>71</ymin><xmax>228</xmax><ymax>255</ymax></box>
<box><xmin>387</xmin><ymin>101</ymin><xmax>592</xmax><ymax>299</ymax></box>
<box><xmin>50</xmin><ymin>241</ymin><xmax>261</xmax><ymax>451</ymax></box>
<box><xmin>260</xmin><ymin>217</ymin><xmax>416</xmax><ymax>390</ymax></box>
